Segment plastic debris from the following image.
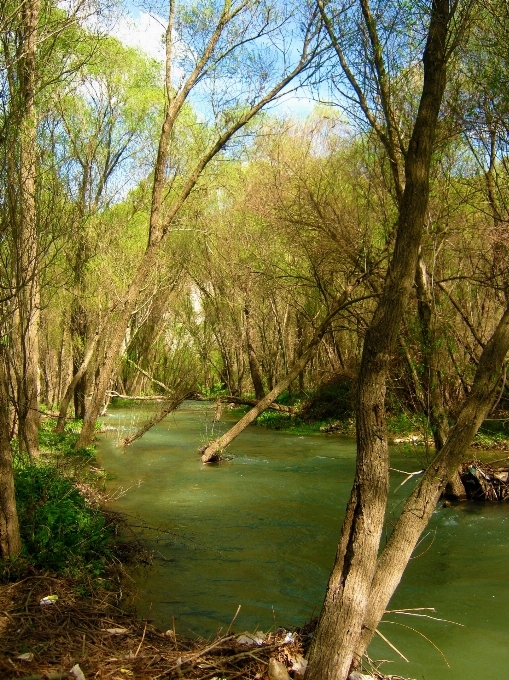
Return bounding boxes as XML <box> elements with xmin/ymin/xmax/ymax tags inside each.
<box><xmin>70</xmin><ymin>663</ymin><xmax>86</xmax><ymax>680</ymax></box>
<box><xmin>268</xmin><ymin>657</ymin><xmax>291</xmax><ymax>680</ymax></box>
<box><xmin>39</xmin><ymin>594</ymin><xmax>58</xmax><ymax>606</ymax></box>
<box><xmin>106</xmin><ymin>627</ymin><xmax>129</xmax><ymax>635</ymax></box>
<box><xmin>283</xmin><ymin>631</ymin><xmax>295</xmax><ymax>644</ymax></box>
<box><xmin>16</xmin><ymin>652</ymin><xmax>34</xmax><ymax>662</ymax></box>
<box><xmin>289</xmin><ymin>653</ymin><xmax>308</xmax><ymax>679</ymax></box>
<box><xmin>236</xmin><ymin>631</ymin><xmax>266</xmax><ymax>646</ymax></box>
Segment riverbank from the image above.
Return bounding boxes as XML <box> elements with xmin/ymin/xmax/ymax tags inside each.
<box><xmin>0</xmin><ymin>575</ymin><xmax>408</xmax><ymax>680</ymax></box>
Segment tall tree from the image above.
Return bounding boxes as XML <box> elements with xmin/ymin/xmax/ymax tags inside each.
<box><xmin>306</xmin><ymin>0</ymin><xmax>465</xmax><ymax>677</ymax></box>
<box><xmin>76</xmin><ymin>0</ymin><xmax>327</xmax><ymax>447</ymax></box>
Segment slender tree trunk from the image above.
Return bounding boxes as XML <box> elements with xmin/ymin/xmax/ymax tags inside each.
<box><xmin>122</xmin><ymin>389</ymin><xmax>195</xmax><ymax>446</ymax></box>
<box><xmin>14</xmin><ymin>0</ymin><xmax>41</xmax><ymax>458</ymax></box>
<box><xmin>0</xmin><ymin>356</ymin><xmax>22</xmax><ymax>560</ymax></box>
<box><xmin>245</xmin><ymin>304</ymin><xmax>265</xmax><ymax>400</ymax></box>
<box><xmin>54</xmin><ymin>325</ymin><xmax>101</xmax><ymax>433</ymax></box>
<box><xmin>306</xmin><ymin>3</ymin><xmax>452</xmax><ymax>677</ymax></box>
<box><xmin>352</xmin><ymin>304</ymin><xmax>509</xmax><ymax>663</ymax></box>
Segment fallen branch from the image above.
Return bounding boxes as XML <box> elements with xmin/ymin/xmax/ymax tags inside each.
<box><xmin>106</xmin><ymin>391</ymin><xmax>168</xmax><ymax>401</ymax></box>
<box><xmin>200</xmin><ymin>287</ymin><xmax>362</xmax><ymax>462</ymax></box>
<box><xmin>128</xmin><ymin>359</ymin><xmax>172</xmax><ymax>393</ymax></box>
<box><xmin>220</xmin><ymin>396</ymin><xmax>295</xmax><ymax>413</ymax></box>
<box><xmin>122</xmin><ymin>391</ymin><xmax>195</xmax><ymax>446</ymax></box>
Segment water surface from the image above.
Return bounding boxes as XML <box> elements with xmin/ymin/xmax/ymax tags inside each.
<box><xmin>97</xmin><ymin>402</ymin><xmax>509</xmax><ymax>680</ymax></box>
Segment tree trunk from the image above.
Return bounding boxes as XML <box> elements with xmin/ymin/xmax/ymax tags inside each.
<box><xmin>352</xmin><ymin>304</ymin><xmax>509</xmax><ymax>663</ymax></box>
<box><xmin>122</xmin><ymin>389</ymin><xmax>195</xmax><ymax>446</ymax></box>
<box><xmin>0</xmin><ymin>356</ymin><xmax>22</xmax><ymax>560</ymax></box>
<box><xmin>54</xmin><ymin>325</ymin><xmax>101</xmax><ymax>433</ymax></box>
<box><xmin>245</xmin><ymin>305</ymin><xmax>265</xmax><ymax>400</ymax></box>
<box><xmin>14</xmin><ymin>0</ymin><xmax>42</xmax><ymax>458</ymax></box>
<box><xmin>201</xmin><ymin>292</ymin><xmax>353</xmax><ymax>462</ymax></box>
<box><xmin>306</xmin><ymin>3</ymin><xmax>452</xmax><ymax>677</ymax></box>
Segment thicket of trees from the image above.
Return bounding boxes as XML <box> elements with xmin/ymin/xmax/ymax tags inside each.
<box><xmin>1</xmin><ymin>0</ymin><xmax>509</xmax><ymax>678</ymax></box>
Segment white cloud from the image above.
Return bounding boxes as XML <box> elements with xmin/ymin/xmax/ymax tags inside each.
<box><xmin>271</xmin><ymin>94</ymin><xmax>316</xmax><ymax>118</ymax></box>
<box><xmin>110</xmin><ymin>11</ymin><xmax>166</xmax><ymax>62</ymax></box>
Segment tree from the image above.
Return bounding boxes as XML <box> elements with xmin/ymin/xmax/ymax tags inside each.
<box><xmin>305</xmin><ymin>0</ymin><xmax>470</xmax><ymax>677</ymax></box>
<box><xmin>76</xmin><ymin>0</ymin><xmax>328</xmax><ymax>448</ymax></box>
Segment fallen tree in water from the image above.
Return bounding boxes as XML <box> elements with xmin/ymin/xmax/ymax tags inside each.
<box><xmin>122</xmin><ymin>389</ymin><xmax>196</xmax><ymax>446</ymax></box>
<box><xmin>200</xmin><ymin>286</ymin><xmax>368</xmax><ymax>463</ymax></box>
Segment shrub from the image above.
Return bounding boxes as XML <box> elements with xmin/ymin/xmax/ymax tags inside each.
<box><xmin>14</xmin><ymin>463</ymin><xmax>110</xmax><ymax>575</ymax></box>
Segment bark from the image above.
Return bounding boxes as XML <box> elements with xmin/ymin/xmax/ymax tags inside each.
<box><xmin>352</xmin><ymin>304</ymin><xmax>509</xmax><ymax>663</ymax></box>
<box><xmin>54</xmin><ymin>325</ymin><xmax>101</xmax><ymax>433</ymax></box>
<box><xmin>0</xmin><ymin>357</ymin><xmax>22</xmax><ymax>560</ymax></box>
<box><xmin>306</xmin><ymin>3</ymin><xmax>452</xmax><ymax>678</ymax></box>
<box><xmin>14</xmin><ymin>0</ymin><xmax>41</xmax><ymax>458</ymax></box>
<box><xmin>244</xmin><ymin>305</ymin><xmax>265</xmax><ymax>400</ymax></box>
<box><xmin>201</xmin><ymin>291</ymin><xmax>355</xmax><ymax>462</ymax></box>
<box><xmin>122</xmin><ymin>390</ymin><xmax>195</xmax><ymax>446</ymax></box>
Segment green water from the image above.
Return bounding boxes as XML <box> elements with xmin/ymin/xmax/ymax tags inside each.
<box><xmin>97</xmin><ymin>402</ymin><xmax>509</xmax><ymax>679</ymax></box>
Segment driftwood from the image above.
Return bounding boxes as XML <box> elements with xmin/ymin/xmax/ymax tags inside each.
<box><xmin>107</xmin><ymin>391</ymin><xmax>168</xmax><ymax>401</ymax></box>
<box><xmin>122</xmin><ymin>391</ymin><xmax>195</xmax><ymax>446</ymax></box>
<box><xmin>220</xmin><ymin>395</ymin><xmax>295</xmax><ymax>413</ymax></box>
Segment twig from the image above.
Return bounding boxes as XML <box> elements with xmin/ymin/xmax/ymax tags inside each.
<box><xmin>154</xmin><ymin>635</ymin><xmax>236</xmax><ymax>677</ymax></box>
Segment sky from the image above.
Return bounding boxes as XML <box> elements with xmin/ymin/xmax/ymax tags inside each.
<box><xmin>109</xmin><ymin>6</ymin><xmax>317</xmax><ymax>118</ymax></box>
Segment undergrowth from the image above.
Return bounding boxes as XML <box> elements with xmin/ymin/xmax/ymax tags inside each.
<box><xmin>2</xmin><ymin>419</ymin><xmax>116</xmax><ymax>582</ymax></box>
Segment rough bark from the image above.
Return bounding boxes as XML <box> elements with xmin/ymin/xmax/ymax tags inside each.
<box><xmin>306</xmin><ymin>3</ymin><xmax>452</xmax><ymax>678</ymax></box>
<box><xmin>201</xmin><ymin>291</ymin><xmax>355</xmax><ymax>462</ymax></box>
<box><xmin>352</xmin><ymin>304</ymin><xmax>509</xmax><ymax>662</ymax></box>
<box><xmin>0</xmin><ymin>357</ymin><xmax>22</xmax><ymax>560</ymax></box>
<box><xmin>14</xmin><ymin>0</ymin><xmax>41</xmax><ymax>458</ymax></box>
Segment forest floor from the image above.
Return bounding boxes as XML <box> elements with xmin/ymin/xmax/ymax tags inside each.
<box><xmin>0</xmin><ymin>573</ymin><xmax>411</xmax><ymax>680</ymax></box>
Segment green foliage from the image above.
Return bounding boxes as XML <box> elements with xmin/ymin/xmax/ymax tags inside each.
<box><xmin>300</xmin><ymin>375</ymin><xmax>354</xmax><ymax>423</ymax></box>
<box><xmin>14</xmin><ymin>463</ymin><xmax>110</xmax><ymax>575</ymax></box>
<box><xmin>474</xmin><ymin>419</ymin><xmax>509</xmax><ymax>449</ymax></box>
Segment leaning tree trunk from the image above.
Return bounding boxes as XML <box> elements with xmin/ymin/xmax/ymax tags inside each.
<box><xmin>352</xmin><ymin>304</ymin><xmax>509</xmax><ymax>663</ymax></box>
<box><xmin>122</xmin><ymin>388</ymin><xmax>195</xmax><ymax>446</ymax></box>
<box><xmin>0</xmin><ymin>356</ymin><xmax>22</xmax><ymax>560</ymax></box>
<box><xmin>201</xmin><ymin>290</ymin><xmax>356</xmax><ymax>462</ymax></box>
<box><xmin>306</xmin><ymin>3</ymin><xmax>452</xmax><ymax>678</ymax></box>
<box><xmin>54</xmin><ymin>325</ymin><xmax>101</xmax><ymax>433</ymax></box>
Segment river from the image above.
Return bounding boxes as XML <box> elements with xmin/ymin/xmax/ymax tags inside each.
<box><xmin>97</xmin><ymin>402</ymin><xmax>509</xmax><ymax>679</ymax></box>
